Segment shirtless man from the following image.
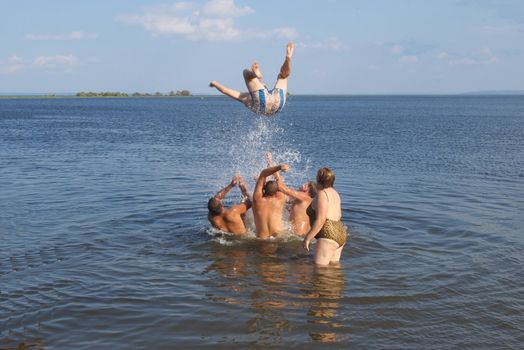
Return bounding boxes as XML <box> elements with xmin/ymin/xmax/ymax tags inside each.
<box><xmin>209</xmin><ymin>42</ymin><xmax>294</xmax><ymax>116</ymax></box>
<box><xmin>278</xmin><ymin>181</ymin><xmax>318</xmax><ymax>236</ymax></box>
<box><xmin>207</xmin><ymin>175</ymin><xmax>251</xmax><ymax>235</ymax></box>
<box><xmin>264</xmin><ymin>152</ymin><xmax>315</xmax><ymax>235</ymax></box>
<box><xmin>252</xmin><ymin>163</ymin><xmax>289</xmax><ymax>239</ymax></box>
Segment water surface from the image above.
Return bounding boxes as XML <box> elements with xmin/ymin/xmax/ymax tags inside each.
<box><xmin>1</xmin><ymin>96</ymin><xmax>523</xmax><ymax>349</ymax></box>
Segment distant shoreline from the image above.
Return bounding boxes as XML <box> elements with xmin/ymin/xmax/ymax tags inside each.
<box><xmin>0</xmin><ymin>95</ymin><xmax>200</xmax><ymax>99</ymax></box>
<box><xmin>0</xmin><ymin>90</ymin><xmax>524</xmax><ymax>100</ymax></box>
<box><xmin>1</xmin><ymin>93</ymin><xmax>524</xmax><ymax>99</ymax></box>
<box><xmin>460</xmin><ymin>90</ymin><xmax>524</xmax><ymax>96</ymax></box>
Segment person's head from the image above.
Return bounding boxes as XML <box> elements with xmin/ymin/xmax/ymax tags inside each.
<box><xmin>263</xmin><ymin>180</ymin><xmax>278</xmax><ymax>197</ymax></box>
<box><xmin>207</xmin><ymin>197</ymin><xmax>223</xmax><ymax>215</ymax></box>
<box><xmin>316</xmin><ymin>167</ymin><xmax>335</xmax><ymax>189</ymax></box>
<box><xmin>299</xmin><ymin>181</ymin><xmax>318</xmax><ymax>198</ymax></box>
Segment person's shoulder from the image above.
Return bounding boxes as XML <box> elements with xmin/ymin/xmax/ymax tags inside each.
<box><xmin>224</xmin><ymin>206</ymin><xmax>243</xmax><ymax>219</ymax></box>
<box><xmin>300</xmin><ymin>196</ymin><xmax>313</xmax><ymax>205</ymax></box>
<box><xmin>254</xmin><ymin>196</ymin><xmax>273</xmax><ymax>206</ymax></box>
<box><xmin>209</xmin><ymin>215</ymin><xmax>223</xmax><ymax>229</ymax></box>
<box><xmin>317</xmin><ymin>189</ymin><xmax>329</xmax><ymax>200</ymax></box>
<box><xmin>223</xmin><ymin>207</ymin><xmax>235</xmax><ymax>215</ymax></box>
<box><xmin>330</xmin><ymin>188</ymin><xmax>341</xmax><ymax>199</ymax></box>
<box><xmin>252</xmin><ymin>195</ymin><xmax>262</xmax><ymax>205</ymax></box>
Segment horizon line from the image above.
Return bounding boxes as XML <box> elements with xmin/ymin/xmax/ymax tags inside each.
<box><xmin>2</xmin><ymin>91</ymin><xmax>524</xmax><ymax>97</ymax></box>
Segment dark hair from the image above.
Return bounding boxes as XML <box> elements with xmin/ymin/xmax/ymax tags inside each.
<box><xmin>263</xmin><ymin>180</ymin><xmax>278</xmax><ymax>197</ymax></box>
<box><xmin>316</xmin><ymin>167</ymin><xmax>335</xmax><ymax>188</ymax></box>
<box><xmin>308</xmin><ymin>181</ymin><xmax>318</xmax><ymax>198</ymax></box>
<box><xmin>207</xmin><ymin>197</ymin><xmax>222</xmax><ymax>215</ymax></box>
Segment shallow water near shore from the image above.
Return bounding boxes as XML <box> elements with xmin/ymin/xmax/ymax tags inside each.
<box><xmin>1</xmin><ymin>95</ymin><xmax>524</xmax><ymax>349</ymax></box>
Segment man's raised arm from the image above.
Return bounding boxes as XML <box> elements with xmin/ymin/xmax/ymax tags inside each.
<box><xmin>238</xmin><ymin>176</ymin><xmax>250</xmax><ymax>200</ymax></box>
<box><xmin>266</xmin><ymin>152</ymin><xmax>282</xmax><ymax>182</ymax></box>
<box><xmin>277</xmin><ymin>182</ymin><xmax>310</xmax><ymax>202</ymax></box>
<box><xmin>214</xmin><ymin>175</ymin><xmax>239</xmax><ymax>200</ymax></box>
<box><xmin>253</xmin><ymin>164</ymin><xmax>289</xmax><ymax>201</ymax></box>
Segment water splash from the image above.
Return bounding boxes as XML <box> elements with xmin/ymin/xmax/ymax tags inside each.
<box><xmin>207</xmin><ymin>225</ymin><xmax>303</xmax><ymax>246</ymax></box>
<box><xmin>226</xmin><ymin>118</ymin><xmax>312</xmax><ymax>190</ymax></box>
<box><xmin>205</xmin><ymin>115</ymin><xmax>313</xmax><ymax>238</ymax></box>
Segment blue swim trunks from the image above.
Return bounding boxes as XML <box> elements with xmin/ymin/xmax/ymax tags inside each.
<box><xmin>249</xmin><ymin>88</ymin><xmax>286</xmax><ymax>116</ymax></box>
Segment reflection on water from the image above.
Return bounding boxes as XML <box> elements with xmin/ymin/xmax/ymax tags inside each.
<box><xmin>307</xmin><ymin>266</ymin><xmax>346</xmax><ymax>343</ymax></box>
<box><xmin>205</xmin><ymin>239</ymin><xmax>347</xmax><ymax>345</ymax></box>
<box><xmin>0</xmin><ymin>342</ymin><xmax>44</xmax><ymax>350</ymax></box>
<box><xmin>249</xmin><ymin>242</ymin><xmax>289</xmax><ymax>346</ymax></box>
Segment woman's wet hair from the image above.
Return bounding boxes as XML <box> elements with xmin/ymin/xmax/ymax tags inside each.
<box><xmin>316</xmin><ymin>167</ymin><xmax>335</xmax><ymax>188</ymax></box>
<box><xmin>207</xmin><ymin>197</ymin><xmax>222</xmax><ymax>215</ymax></box>
<box><xmin>263</xmin><ymin>180</ymin><xmax>278</xmax><ymax>197</ymax></box>
<box><xmin>308</xmin><ymin>181</ymin><xmax>318</xmax><ymax>198</ymax></box>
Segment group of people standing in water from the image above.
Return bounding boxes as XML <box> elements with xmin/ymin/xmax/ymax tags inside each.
<box><xmin>207</xmin><ymin>43</ymin><xmax>348</xmax><ymax>265</ymax></box>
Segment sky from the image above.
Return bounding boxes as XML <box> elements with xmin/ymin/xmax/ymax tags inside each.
<box><xmin>1</xmin><ymin>0</ymin><xmax>523</xmax><ymax>94</ymax></box>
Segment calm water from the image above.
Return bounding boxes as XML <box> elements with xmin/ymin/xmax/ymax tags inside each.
<box><xmin>1</xmin><ymin>96</ymin><xmax>523</xmax><ymax>349</ymax></box>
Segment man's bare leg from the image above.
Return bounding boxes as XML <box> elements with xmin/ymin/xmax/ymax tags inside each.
<box><xmin>209</xmin><ymin>81</ymin><xmax>250</xmax><ymax>105</ymax></box>
<box><xmin>252</xmin><ymin>62</ymin><xmax>262</xmax><ymax>79</ymax></box>
<box><xmin>243</xmin><ymin>62</ymin><xmax>265</xmax><ymax>92</ymax></box>
<box><xmin>274</xmin><ymin>43</ymin><xmax>294</xmax><ymax>91</ymax></box>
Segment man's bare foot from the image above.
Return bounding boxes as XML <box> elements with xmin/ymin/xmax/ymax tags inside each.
<box><xmin>209</xmin><ymin>80</ymin><xmax>218</xmax><ymax>88</ymax></box>
<box><xmin>286</xmin><ymin>42</ymin><xmax>294</xmax><ymax>59</ymax></box>
<box><xmin>251</xmin><ymin>62</ymin><xmax>263</xmax><ymax>79</ymax></box>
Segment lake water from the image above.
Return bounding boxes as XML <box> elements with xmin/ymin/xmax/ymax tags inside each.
<box><xmin>1</xmin><ymin>96</ymin><xmax>523</xmax><ymax>349</ymax></box>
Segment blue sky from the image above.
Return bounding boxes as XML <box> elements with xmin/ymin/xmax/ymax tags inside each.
<box><xmin>1</xmin><ymin>0</ymin><xmax>523</xmax><ymax>94</ymax></box>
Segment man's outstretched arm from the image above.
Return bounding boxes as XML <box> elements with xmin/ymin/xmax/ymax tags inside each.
<box><xmin>253</xmin><ymin>164</ymin><xmax>289</xmax><ymax>201</ymax></box>
<box><xmin>265</xmin><ymin>152</ymin><xmax>282</xmax><ymax>182</ymax></box>
<box><xmin>237</xmin><ymin>176</ymin><xmax>252</xmax><ymax>209</ymax></box>
<box><xmin>238</xmin><ymin>176</ymin><xmax>250</xmax><ymax>198</ymax></box>
<box><xmin>214</xmin><ymin>175</ymin><xmax>239</xmax><ymax>200</ymax></box>
<box><xmin>277</xmin><ymin>182</ymin><xmax>310</xmax><ymax>202</ymax></box>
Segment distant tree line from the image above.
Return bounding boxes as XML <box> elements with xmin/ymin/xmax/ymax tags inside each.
<box><xmin>76</xmin><ymin>90</ymin><xmax>191</xmax><ymax>97</ymax></box>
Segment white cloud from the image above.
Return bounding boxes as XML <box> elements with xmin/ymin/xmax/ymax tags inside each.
<box><xmin>480</xmin><ymin>47</ymin><xmax>498</xmax><ymax>63</ymax></box>
<box><xmin>124</xmin><ymin>13</ymin><xmax>198</xmax><ymax>36</ymax></box>
<box><xmin>171</xmin><ymin>2</ymin><xmax>196</xmax><ymax>11</ymax></box>
<box><xmin>272</xmin><ymin>27</ymin><xmax>298</xmax><ymax>40</ymax></box>
<box><xmin>8</xmin><ymin>55</ymin><xmax>23</xmax><ymax>64</ymax></box>
<box><xmin>385</xmin><ymin>41</ymin><xmax>434</xmax><ymax>60</ymax></box>
<box><xmin>391</xmin><ymin>44</ymin><xmax>404</xmax><ymax>55</ymax></box>
<box><xmin>199</xmin><ymin>18</ymin><xmax>240</xmax><ymax>40</ymax></box>
<box><xmin>391</xmin><ymin>44</ymin><xmax>419</xmax><ymax>63</ymax></box>
<box><xmin>118</xmin><ymin>0</ymin><xmax>294</xmax><ymax>41</ymax></box>
<box><xmin>448</xmin><ymin>57</ymin><xmax>477</xmax><ymax>65</ymax></box>
<box><xmin>437</xmin><ymin>51</ymin><xmax>448</xmax><ymax>59</ymax></box>
<box><xmin>33</xmin><ymin>55</ymin><xmax>79</xmax><ymax>69</ymax></box>
<box><xmin>86</xmin><ymin>56</ymin><xmax>100</xmax><ymax>64</ymax></box>
<box><xmin>0</xmin><ymin>55</ymin><xmax>25</xmax><ymax>74</ymax></box>
<box><xmin>448</xmin><ymin>47</ymin><xmax>498</xmax><ymax>65</ymax></box>
<box><xmin>296</xmin><ymin>37</ymin><xmax>346</xmax><ymax>50</ymax></box>
<box><xmin>399</xmin><ymin>55</ymin><xmax>418</xmax><ymax>63</ymax></box>
<box><xmin>250</xmin><ymin>27</ymin><xmax>297</xmax><ymax>40</ymax></box>
<box><xmin>1</xmin><ymin>54</ymin><xmax>93</xmax><ymax>74</ymax></box>
<box><xmin>479</xmin><ymin>24</ymin><xmax>522</xmax><ymax>33</ymax></box>
<box><xmin>202</xmin><ymin>0</ymin><xmax>253</xmax><ymax>17</ymax></box>
<box><xmin>25</xmin><ymin>31</ymin><xmax>98</xmax><ymax>41</ymax></box>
